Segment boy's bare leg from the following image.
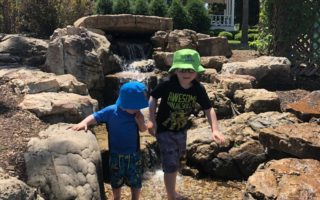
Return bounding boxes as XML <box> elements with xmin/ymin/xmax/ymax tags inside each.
<box><xmin>112</xmin><ymin>188</ymin><xmax>121</xmax><ymax>200</ymax></box>
<box><xmin>131</xmin><ymin>188</ymin><xmax>141</xmax><ymax>200</ymax></box>
<box><xmin>164</xmin><ymin>171</ymin><xmax>179</xmax><ymax>200</ymax></box>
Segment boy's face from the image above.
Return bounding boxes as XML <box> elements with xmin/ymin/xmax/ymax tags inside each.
<box><xmin>175</xmin><ymin>69</ymin><xmax>197</xmax><ymax>83</ymax></box>
<box><xmin>123</xmin><ymin>109</ymin><xmax>140</xmax><ymax>114</ymax></box>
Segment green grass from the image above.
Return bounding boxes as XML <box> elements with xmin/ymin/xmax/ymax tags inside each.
<box><xmin>228</xmin><ymin>40</ymin><xmax>240</xmax><ymax>44</ymax></box>
<box><xmin>228</xmin><ymin>40</ymin><xmax>255</xmax><ymax>50</ymax></box>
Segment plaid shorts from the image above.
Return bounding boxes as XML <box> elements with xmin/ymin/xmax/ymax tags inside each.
<box><xmin>109</xmin><ymin>152</ymin><xmax>142</xmax><ymax>189</ymax></box>
<box><xmin>156</xmin><ymin>130</ymin><xmax>187</xmax><ymax>173</ymax></box>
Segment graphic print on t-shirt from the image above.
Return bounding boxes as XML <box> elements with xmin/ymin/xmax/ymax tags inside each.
<box><xmin>162</xmin><ymin>91</ymin><xmax>197</xmax><ymax>130</ymax></box>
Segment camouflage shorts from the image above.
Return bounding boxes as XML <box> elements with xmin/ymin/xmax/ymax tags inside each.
<box><xmin>109</xmin><ymin>152</ymin><xmax>142</xmax><ymax>189</ymax></box>
<box><xmin>156</xmin><ymin>130</ymin><xmax>187</xmax><ymax>173</ymax></box>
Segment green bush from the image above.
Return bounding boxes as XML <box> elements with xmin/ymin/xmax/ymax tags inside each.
<box><xmin>234</xmin><ymin>31</ymin><xmax>258</xmax><ymax>41</ymax></box>
<box><xmin>149</xmin><ymin>0</ymin><xmax>167</xmax><ymax>17</ymax></box>
<box><xmin>249</xmin><ymin>34</ymin><xmax>273</xmax><ymax>52</ymax></box>
<box><xmin>218</xmin><ymin>31</ymin><xmax>233</xmax><ymax>40</ymax></box>
<box><xmin>96</xmin><ymin>0</ymin><xmax>113</xmax><ymax>14</ymax></box>
<box><xmin>168</xmin><ymin>0</ymin><xmax>190</xmax><ymax>29</ymax></box>
<box><xmin>248</xmin><ymin>33</ymin><xmax>258</xmax><ymax>41</ymax></box>
<box><xmin>186</xmin><ymin>0</ymin><xmax>211</xmax><ymax>33</ymax></box>
<box><xmin>248</xmin><ymin>28</ymin><xmax>259</xmax><ymax>34</ymax></box>
<box><xmin>210</xmin><ymin>29</ymin><xmax>225</xmax><ymax>36</ymax></box>
<box><xmin>134</xmin><ymin>0</ymin><xmax>149</xmax><ymax>15</ymax></box>
<box><xmin>113</xmin><ymin>0</ymin><xmax>131</xmax><ymax>14</ymax></box>
<box><xmin>234</xmin><ymin>32</ymin><xmax>242</xmax><ymax>40</ymax></box>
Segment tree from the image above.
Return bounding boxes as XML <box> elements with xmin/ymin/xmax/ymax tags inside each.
<box><xmin>149</xmin><ymin>0</ymin><xmax>167</xmax><ymax>17</ymax></box>
<box><xmin>168</xmin><ymin>0</ymin><xmax>190</xmax><ymax>29</ymax></box>
<box><xmin>186</xmin><ymin>0</ymin><xmax>210</xmax><ymax>33</ymax></box>
<box><xmin>96</xmin><ymin>0</ymin><xmax>113</xmax><ymax>14</ymax></box>
<box><xmin>241</xmin><ymin>0</ymin><xmax>249</xmax><ymax>45</ymax></box>
<box><xmin>113</xmin><ymin>0</ymin><xmax>131</xmax><ymax>14</ymax></box>
<box><xmin>19</xmin><ymin>0</ymin><xmax>59</xmax><ymax>37</ymax></box>
<box><xmin>0</xmin><ymin>0</ymin><xmax>20</xmax><ymax>33</ymax></box>
<box><xmin>55</xmin><ymin>0</ymin><xmax>94</xmax><ymax>28</ymax></box>
<box><xmin>134</xmin><ymin>0</ymin><xmax>149</xmax><ymax>15</ymax></box>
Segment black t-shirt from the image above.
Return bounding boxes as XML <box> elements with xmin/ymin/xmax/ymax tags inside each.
<box><xmin>150</xmin><ymin>75</ymin><xmax>212</xmax><ymax>133</ymax></box>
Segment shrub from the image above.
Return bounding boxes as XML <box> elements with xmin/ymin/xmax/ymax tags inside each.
<box><xmin>234</xmin><ymin>32</ymin><xmax>242</xmax><ymax>40</ymax></box>
<box><xmin>218</xmin><ymin>31</ymin><xmax>233</xmax><ymax>40</ymax></box>
<box><xmin>149</xmin><ymin>0</ymin><xmax>167</xmax><ymax>17</ymax></box>
<box><xmin>113</xmin><ymin>0</ymin><xmax>131</xmax><ymax>14</ymax></box>
<box><xmin>95</xmin><ymin>0</ymin><xmax>113</xmax><ymax>14</ymax></box>
<box><xmin>211</xmin><ymin>28</ymin><xmax>225</xmax><ymax>36</ymax></box>
<box><xmin>248</xmin><ymin>33</ymin><xmax>258</xmax><ymax>41</ymax></box>
<box><xmin>186</xmin><ymin>0</ymin><xmax>211</xmax><ymax>33</ymax></box>
<box><xmin>248</xmin><ymin>28</ymin><xmax>259</xmax><ymax>34</ymax></box>
<box><xmin>134</xmin><ymin>0</ymin><xmax>149</xmax><ymax>15</ymax></box>
<box><xmin>168</xmin><ymin>0</ymin><xmax>190</xmax><ymax>29</ymax></box>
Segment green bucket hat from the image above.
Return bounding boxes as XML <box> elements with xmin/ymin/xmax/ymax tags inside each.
<box><xmin>169</xmin><ymin>49</ymin><xmax>205</xmax><ymax>73</ymax></box>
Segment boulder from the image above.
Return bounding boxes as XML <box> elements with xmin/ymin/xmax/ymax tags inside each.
<box><xmin>259</xmin><ymin>123</ymin><xmax>320</xmax><ymax>160</ymax></box>
<box><xmin>198</xmin><ymin>37</ymin><xmax>232</xmax><ymax>58</ymax></box>
<box><xmin>19</xmin><ymin>92</ymin><xmax>98</xmax><ymax>123</ymax></box>
<box><xmin>221</xmin><ymin>56</ymin><xmax>292</xmax><ymax>89</ymax></box>
<box><xmin>25</xmin><ymin>123</ymin><xmax>105</xmax><ymax>200</ymax></box>
<box><xmin>74</xmin><ymin>14</ymin><xmax>173</xmax><ymax>34</ymax></box>
<box><xmin>244</xmin><ymin>158</ymin><xmax>320</xmax><ymax>200</ymax></box>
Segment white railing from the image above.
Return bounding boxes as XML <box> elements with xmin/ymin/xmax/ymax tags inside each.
<box><xmin>210</xmin><ymin>14</ymin><xmax>233</xmax><ymax>27</ymax></box>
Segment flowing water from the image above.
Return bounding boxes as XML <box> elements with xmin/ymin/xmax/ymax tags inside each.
<box><xmin>95</xmin><ymin>125</ymin><xmax>245</xmax><ymax>200</ymax></box>
<box><xmin>104</xmin><ymin>169</ymin><xmax>245</xmax><ymax>200</ymax></box>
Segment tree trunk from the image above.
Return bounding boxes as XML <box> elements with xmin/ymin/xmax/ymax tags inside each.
<box><xmin>241</xmin><ymin>0</ymin><xmax>249</xmax><ymax>45</ymax></box>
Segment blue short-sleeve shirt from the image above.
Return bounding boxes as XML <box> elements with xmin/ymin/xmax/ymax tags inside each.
<box><xmin>93</xmin><ymin>104</ymin><xmax>139</xmax><ymax>154</ymax></box>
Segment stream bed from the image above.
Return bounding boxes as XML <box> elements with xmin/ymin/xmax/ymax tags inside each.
<box><xmin>104</xmin><ymin>169</ymin><xmax>245</xmax><ymax>199</ymax></box>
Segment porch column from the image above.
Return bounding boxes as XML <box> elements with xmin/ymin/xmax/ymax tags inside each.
<box><xmin>231</xmin><ymin>0</ymin><xmax>235</xmax><ymax>27</ymax></box>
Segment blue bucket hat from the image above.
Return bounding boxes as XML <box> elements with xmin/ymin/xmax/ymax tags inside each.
<box><xmin>116</xmin><ymin>81</ymin><xmax>148</xmax><ymax>110</ymax></box>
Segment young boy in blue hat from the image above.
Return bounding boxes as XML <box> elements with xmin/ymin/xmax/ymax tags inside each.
<box><xmin>148</xmin><ymin>49</ymin><xmax>225</xmax><ymax>200</ymax></box>
<box><xmin>71</xmin><ymin>81</ymin><xmax>150</xmax><ymax>200</ymax></box>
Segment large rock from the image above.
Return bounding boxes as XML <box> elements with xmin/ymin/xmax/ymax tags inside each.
<box><xmin>19</xmin><ymin>92</ymin><xmax>98</xmax><ymax>123</ymax></box>
<box><xmin>45</xmin><ymin>26</ymin><xmax>116</xmax><ymax>90</ymax></box>
<box><xmin>25</xmin><ymin>123</ymin><xmax>105</xmax><ymax>200</ymax></box>
<box><xmin>0</xmin><ymin>35</ymin><xmax>48</xmax><ymax>66</ymax></box>
<box><xmin>234</xmin><ymin>89</ymin><xmax>280</xmax><ymax>113</ymax></box>
<box><xmin>259</xmin><ymin>123</ymin><xmax>320</xmax><ymax>160</ymax></box>
<box><xmin>286</xmin><ymin>90</ymin><xmax>320</xmax><ymax>121</ymax></box>
<box><xmin>221</xmin><ymin>56</ymin><xmax>292</xmax><ymax>89</ymax></box>
<box><xmin>198</xmin><ymin>37</ymin><xmax>232</xmax><ymax>58</ymax></box>
<box><xmin>186</xmin><ymin>112</ymin><xmax>300</xmax><ymax>179</ymax></box>
<box><xmin>244</xmin><ymin>158</ymin><xmax>320</xmax><ymax>200</ymax></box>
<box><xmin>200</xmin><ymin>56</ymin><xmax>228</xmax><ymax>72</ymax></box>
<box><xmin>0</xmin><ymin>169</ymin><xmax>44</xmax><ymax>200</ymax></box>
<box><xmin>74</xmin><ymin>14</ymin><xmax>173</xmax><ymax>34</ymax></box>
<box><xmin>165</xmin><ymin>29</ymin><xmax>198</xmax><ymax>52</ymax></box>
<box><xmin>152</xmin><ymin>51</ymin><xmax>174</xmax><ymax>71</ymax></box>
<box><xmin>0</xmin><ymin>67</ymin><xmax>88</xmax><ymax>95</ymax></box>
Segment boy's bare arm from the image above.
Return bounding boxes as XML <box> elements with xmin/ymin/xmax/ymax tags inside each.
<box><xmin>70</xmin><ymin>114</ymin><xmax>97</xmax><ymax>131</ymax></box>
<box><xmin>135</xmin><ymin>111</ymin><xmax>148</xmax><ymax>132</ymax></box>
<box><xmin>204</xmin><ymin>108</ymin><xmax>225</xmax><ymax>144</ymax></box>
<box><xmin>148</xmin><ymin>97</ymin><xmax>158</xmax><ymax>136</ymax></box>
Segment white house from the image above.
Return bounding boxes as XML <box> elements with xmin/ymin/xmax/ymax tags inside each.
<box><xmin>205</xmin><ymin>0</ymin><xmax>236</xmax><ymax>31</ymax></box>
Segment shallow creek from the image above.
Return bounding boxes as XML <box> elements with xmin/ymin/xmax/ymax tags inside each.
<box><xmin>94</xmin><ymin>125</ymin><xmax>246</xmax><ymax>199</ymax></box>
<box><xmin>104</xmin><ymin>170</ymin><xmax>245</xmax><ymax>200</ymax></box>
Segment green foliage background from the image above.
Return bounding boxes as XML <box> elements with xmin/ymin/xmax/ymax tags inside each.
<box><xmin>0</xmin><ymin>0</ymin><xmax>212</xmax><ymax>37</ymax></box>
<box><xmin>257</xmin><ymin>0</ymin><xmax>320</xmax><ymax>58</ymax></box>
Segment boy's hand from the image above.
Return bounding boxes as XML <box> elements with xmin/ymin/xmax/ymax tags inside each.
<box><xmin>70</xmin><ymin>122</ymin><xmax>88</xmax><ymax>132</ymax></box>
<box><xmin>147</xmin><ymin>121</ymin><xmax>156</xmax><ymax>136</ymax></box>
<box><xmin>212</xmin><ymin>130</ymin><xmax>225</xmax><ymax>144</ymax></box>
